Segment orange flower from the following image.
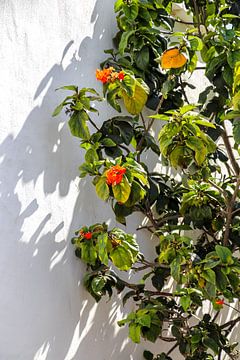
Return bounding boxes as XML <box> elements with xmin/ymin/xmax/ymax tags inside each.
<box><xmin>96</xmin><ymin>67</ymin><xmax>113</xmax><ymax>83</ymax></box>
<box><xmin>215</xmin><ymin>299</ymin><xmax>224</xmax><ymax>305</ymax></box>
<box><xmin>106</xmin><ymin>165</ymin><xmax>126</xmax><ymax>186</ymax></box>
<box><xmin>96</xmin><ymin>67</ymin><xmax>125</xmax><ymax>84</ymax></box>
<box><xmin>84</xmin><ymin>232</ymin><xmax>92</xmax><ymax>240</ymax></box>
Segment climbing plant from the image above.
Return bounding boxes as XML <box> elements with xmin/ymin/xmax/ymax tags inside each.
<box><xmin>53</xmin><ymin>0</ymin><xmax>240</xmax><ymax>359</ymax></box>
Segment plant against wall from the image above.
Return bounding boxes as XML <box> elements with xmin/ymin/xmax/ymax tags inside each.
<box><xmin>53</xmin><ymin>1</ymin><xmax>240</xmax><ymax>359</ymax></box>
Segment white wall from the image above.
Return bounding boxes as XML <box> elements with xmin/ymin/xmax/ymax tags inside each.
<box><xmin>0</xmin><ymin>1</ymin><xmax>172</xmax><ymax>359</ymax></box>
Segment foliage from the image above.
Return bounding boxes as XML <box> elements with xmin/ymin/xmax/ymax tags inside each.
<box><xmin>53</xmin><ymin>0</ymin><xmax>240</xmax><ymax>359</ymax></box>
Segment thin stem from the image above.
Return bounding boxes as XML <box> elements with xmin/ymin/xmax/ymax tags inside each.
<box><xmin>193</xmin><ymin>0</ymin><xmax>202</xmax><ymax>38</ymax></box>
<box><xmin>136</xmin><ymin>95</ymin><xmax>164</xmax><ymax>161</ymax></box>
<box><xmin>222</xmin><ymin>121</ymin><xmax>240</xmax><ymax>176</ymax></box>
<box><xmin>180</xmin><ymin>76</ymin><xmax>190</xmax><ymax>104</ymax></box>
<box><xmin>223</xmin><ymin>175</ymin><xmax>240</xmax><ymax>246</ymax></box>
<box><xmin>220</xmin><ymin>315</ymin><xmax>240</xmax><ymax>329</ymax></box>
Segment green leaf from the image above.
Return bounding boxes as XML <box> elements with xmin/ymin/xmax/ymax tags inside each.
<box><xmin>52</xmin><ymin>103</ymin><xmax>64</xmax><ymax>117</ymax></box>
<box><xmin>202</xmin><ymin>336</ymin><xmax>219</xmax><ymax>354</ymax></box>
<box><xmin>185</xmin><ymin>136</ymin><xmax>207</xmax><ymax>165</ymax></box>
<box><xmin>135</xmin><ymin>46</ymin><xmax>150</xmax><ymax>71</ymax></box>
<box><xmin>202</xmin><ymin>269</ymin><xmax>216</xmax><ymax>284</ymax></box>
<box><xmin>91</xmin><ymin>276</ymin><xmax>106</xmax><ymax>294</ymax></box>
<box><xmin>180</xmin><ymin>295</ymin><xmax>191</xmax><ymax>312</ymax></box>
<box><xmin>188</xmin><ymin>36</ymin><xmax>203</xmax><ymax>51</ymax></box>
<box><xmin>110</xmin><ymin>245</ymin><xmax>133</xmax><ymax>270</ymax></box>
<box><xmin>68</xmin><ymin>111</ymin><xmax>90</xmax><ymax>139</ymax></box>
<box><xmin>129</xmin><ymin>323</ymin><xmax>141</xmax><ymax>343</ymax></box>
<box><xmin>56</xmin><ymin>85</ymin><xmax>78</xmax><ymax>91</ymax></box>
<box><xmin>223</xmin><ymin>65</ymin><xmax>233</xmax><ymax>88</ymax></box>
<box><xmin>179</xmin><ymin>104</ymin><xmax>197</xmax><ymax>115</ymax></box>
<box><xmin>101</xmin><ymin>138</ymin><xmax>116</xmax><ymax>147</ymax></box>
<box><xmin>137</xmin><ymin>314</ymin><xmax>151</xmax><ymax>328</ymax></box>
<box><xmin>215</xmin><ymin>268</ymin><xmax>228</xmax><ymax>292</ymax></box>
<box><xmin>81</xmin><ymin>241</ymin><xmax>97</xmax><ymax>265</ymax></box>
<box><xmin>227</xmin><ymin>50</ymin><xmax>240</xmax><ymax>69</ymax></box>
<box><xmin>120</xmin><ymin>74</ymin><xmax>136</xmax><ymax>97</ymax></box>
<box><xmin>98</xmin><ymin>233</ymin><xmax>109</xmax><ymax>265</ymax></box>
<box><xmin>95</xmin><ymin>177</ymin><xmax>110</xmax><ymax>201</ymax></box>
<box><xmin>143</xmin><ymin>350</ymin><xmax>154</xmax><ymax>360</ymax></box>
<box><xmin>107</xmin><ymin>87</ymin><xmax>121</xmax><ymax>112</ymax></box>
<box><xmin>112</xmin><ymin>175</ymin><xmax>131</xmax><ymax>203</ymax></box>
<box><xmin>215</xmin><ymin>245</ymin><xmax>233</xmax><ymax>264</ymax></box>
<box><xmin>124</xmin><ymin>181</ymin><xmax>146</xmax><ymax>207</ymax></box>
<box><xmin>122</xmin><ymin>79</ymin><xmax>149</xmax><ymax>115</ymax></box>
<box><xmin>194</xmin><ymin>119</ymin><xmax>216</xmax><ymax>128</ymax></box>
<box><xmin>119</xmin><ymin>30</ymin><xmax>136</xmax><ymax>55</ymax></box>
<box><xmin>170</xmin><ymin>257</ymin><xmax>181</xmax><ymax>282</ymax></box>
<box><xmin>123</xmin><ymin>2</ymin><xmax>138</xmax><ymax>20</ymax></box>
<box><xmin>85</xmin><ymin>148</ymin><xmax>99</xmax><ymax>163</ymax></box>
<box><xmin>149</xmin><ymin>114</ymin><xmax>169</xmax><ymax>121</ymax></box>
<box><xmin>169</xmin><ymin>146</ymin><xmax>185</xmax><ymax>169</ymax></box>
<box><xmin>233</xmin><ymin>120</ymin><xmax>240</xmax><ymax>144</ymax></box>
<box><xmin>114</xmin><ymin>0</ymin><xmax>123</xmax><ymax>12</ymax></box>
<box><xmin>233</xmin><ymin>62</ymin><xmax>240</xmax><ymax>92</ymax></box>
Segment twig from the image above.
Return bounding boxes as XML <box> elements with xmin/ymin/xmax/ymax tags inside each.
<box><xmin>222</xmin><ymin>121</ymin><xmax>240</xmax><ymax>176</ymax></box>
<box><xmin>223</xmin><ymin>175</ymin><xmax>240</xmax><ymax>246</ymax></box>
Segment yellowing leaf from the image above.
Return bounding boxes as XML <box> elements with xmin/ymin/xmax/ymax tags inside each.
<box><xmin>122</xmin><ymin>79</ymin><xmax>149</xmax><ymax>115</ymax></box>
<box><xmin>161</xmin><ymin>48</ymin><xmax>187</xmax><ymax>69</ymax></box>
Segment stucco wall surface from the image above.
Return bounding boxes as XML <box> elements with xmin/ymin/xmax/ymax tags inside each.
<box><xmin>0</xmin><ymin>1</ymin><xmax>171</xmax><ymax>359</ymax></box>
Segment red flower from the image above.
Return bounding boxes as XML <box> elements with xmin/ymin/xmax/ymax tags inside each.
<box><xmin>118</xmin><ymin>71</ymin><xmax>125</xmax><ymax>81</ymax></box>
<box><xmin>215</xmin><ymin>299</ymin><xmax>224</xmax><ymax>305</ymax></box>
<box><xmin>106</xmin><ymin>165</ymin><xmax>126</xmax><ymax>186</ymax></box>
<box><xmin>84</xmin><ymin>232</ymin><xmax>92</xmax><ymax>240</ymax></box>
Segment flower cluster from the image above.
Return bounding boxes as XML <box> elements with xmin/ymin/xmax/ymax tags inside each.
<box><xmin>79</xmin><ymin>229</ymin><xmax>92</xmax><ymax>240</ymax></box>
<box><xmin>106</xmin><ymin>165</ymin><xmax>126</xmax><ymax>186</ymax></box>
<box><xmin>96</xmin><ymin>67</ymin><xmax>125</xmax><ymax>84</ymax></box>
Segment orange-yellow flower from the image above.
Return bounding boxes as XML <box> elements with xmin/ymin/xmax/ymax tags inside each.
<box><xmin>215</xmin><ymin>299</ymin><xmax>224</xmax><ymax>305</ymax></box>
<box><xmin>96</xmin><ymin>67</ymin><xmax>114</xmax><ymax>84</ymax></box>
<box><xmin>106</xmin><ymin>165</ymin><xmax>126</xmax><ymax>186</ymax></box>
<box><xmin>96</xmin><ymin>67</ymin><xmax>125</xmax><ymax>84</ymax></box>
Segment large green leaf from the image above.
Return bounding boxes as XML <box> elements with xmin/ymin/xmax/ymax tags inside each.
<box><xmin>129</xmin><ymin>323</ymin><xmax>141</xmax><ymax>343</ymax></box>
<box><xmin>95</xmin><ymin>177</ymin><xmax>110</xmax><ymax>201</ymax></box>
<box><xmin>215</xmin><ymin>245</ymin><xmax>233</xmax><ymax>264</ymax></box>
<box><xmin>169</xmin><ymin>146</ymin><xmax>185</xmax><ymax>168</ymax></box>
<box><xmin>68</xmin><ymin>111</ymin><xmax>90</xmax><ymax>139</ymax></box>
<box><xmin>98</xmin><ymin>233</ymin><xmax>109</xmax><ymax>265</ymax></box>
<box><xmin>233</xmin><ymin>120</ymin><xmax>240</xmax><ymax>144</ymax></box>
<box><xmin>110</xmin><ymin>245</ymin><xmax>133</xmax><ymax>270</ymax></box>
<box><xmin>185</xmin><ymin>136</ymin><xmax>207</xmax><ymax>165</ymax></box>
<box><xmin>135</xmin><ymin>46</ymin><xmax>150</xmax><ymax>71</ymax></box>
<box><xmin>80</xmin><ymin>241</ymin><xmax>98</xmax><ymax>265</ymax></box>
<box><xmin>180</xmin><ymin>295</ymin><xmax>191</xmax><ymax>312</ymax></box>
<box><xmin>119</xmin><ymin>30</ymin><xmax>136</xmax><ymax>55</ymax></box>
<box><xmin>122</xmin><ymin>79</ymin><xmax>149</xmax><ymax>115</ymax></box>
<box><xmin>112</xmin><ymin>175</ymin><xmax>131</xmax><ymax>203</ymax></box>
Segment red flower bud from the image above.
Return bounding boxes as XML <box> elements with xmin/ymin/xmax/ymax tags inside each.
<box><xmin>84</xmin><ymin>232</ymin><xmax>92</xmax><ymax>240</ymax></box>
<box><xmin>215</xmin><ymin>299</ymin><xmax>224</xmax><ymax>305</ymax></box>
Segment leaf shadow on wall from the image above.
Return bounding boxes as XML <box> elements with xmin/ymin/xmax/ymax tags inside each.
<box><xmin>0</xmin><ymin>1</ymin><xmax>143</xmax><ymax>359</ymax></box>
